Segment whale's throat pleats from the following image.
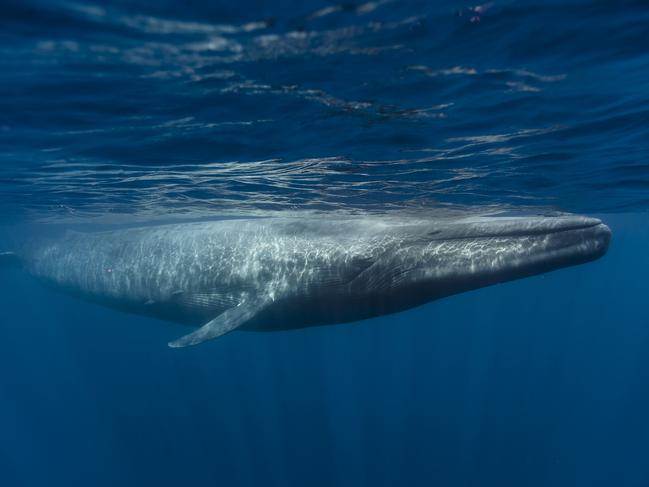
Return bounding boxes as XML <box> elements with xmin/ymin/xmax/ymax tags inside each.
<box><xmin>172</xmin><ymin>291</ymin><xmax>242</xmax><ymax>314</ymax></box>
<box><xmin>168</xmin><ymin>297</ymin><xmax>270</xmax><ymax>348</ymax></box>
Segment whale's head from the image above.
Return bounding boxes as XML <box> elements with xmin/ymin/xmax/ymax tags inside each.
<box><xmin>379</xmin><ymin>215</ymin><xmax>611</xmax><ymax>306</ymax></box>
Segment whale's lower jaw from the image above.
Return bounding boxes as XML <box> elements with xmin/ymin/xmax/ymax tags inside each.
<box><xmin>375</xmin><ymin>221</ymin><xmax>611</xmax><ymax>314</ymax></box>
<box><xmin>458</xmin><ymin>222</ymin><xmax>612</xmax><ymax>287</ymax></box>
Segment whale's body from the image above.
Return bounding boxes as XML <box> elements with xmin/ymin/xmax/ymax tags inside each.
<box><xmin>10</xmin><ymin>214</ymin><xmax>610</xmax><ymax>347</ymax></box>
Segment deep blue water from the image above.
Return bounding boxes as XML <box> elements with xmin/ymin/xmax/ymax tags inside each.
<box><xmin>1</xmin><ymin>0</ymin><xmax>649</xmax><ymax>486</ymax></box>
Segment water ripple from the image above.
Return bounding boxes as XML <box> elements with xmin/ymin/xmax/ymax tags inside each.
<box><xmin>1</xmin><ymin>0</ymin><xmax>648</xmax><ymax>223</ymax></box>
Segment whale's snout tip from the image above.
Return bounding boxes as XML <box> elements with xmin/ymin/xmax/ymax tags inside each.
<box><xmin>532</xmin><ymin>215</ymin><xmax>611</xmax><ymax>265</ymax></box>
<box><xmin>572</xmin><ymin>220</ymin><xmax>611</xmax><ymax>263</ymax></box>
<box><xmin>555</xmin><ymin>216</ymin><xmax>611</xmax><ymax>258</ymax></box>
<box><xmin>593</xmin><ymin>222</ymin><xmax>612</xmax><ymax>255</ymax></box>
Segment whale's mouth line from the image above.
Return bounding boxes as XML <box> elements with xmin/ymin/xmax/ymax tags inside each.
<box><xmin>429</xmin><ymin>220</ymin><xmax>605</xmax><ymax>241</ymax></box>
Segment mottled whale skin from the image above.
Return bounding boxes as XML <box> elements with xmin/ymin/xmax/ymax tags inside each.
<box><xmin>12</xmin><ymin>214</ymin><xmax>610</xmax><ymax>347</ymax></box>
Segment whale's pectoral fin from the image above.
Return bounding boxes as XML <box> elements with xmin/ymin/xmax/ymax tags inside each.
<box><xmin>168</xmin><ymin>298</ymin><xmax>268</xmax><ymax>348</ymax></box>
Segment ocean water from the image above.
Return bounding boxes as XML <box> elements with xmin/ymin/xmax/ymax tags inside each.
<box><xmin>1</xmin><ymin>1</ymin><xmax>649</xmax><ymax>486</ymax></box>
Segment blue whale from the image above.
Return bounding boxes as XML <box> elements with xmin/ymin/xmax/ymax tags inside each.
<box><xmin>2</xmin><ymin>213</ymin><xmax>611</xmax><ymax>347</ymax></box>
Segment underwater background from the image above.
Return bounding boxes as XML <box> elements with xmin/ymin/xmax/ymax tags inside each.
<box><xmin>1</xmin><ymin>0</ymin><xmax>649</xmax><ymax>486</ymax></box>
